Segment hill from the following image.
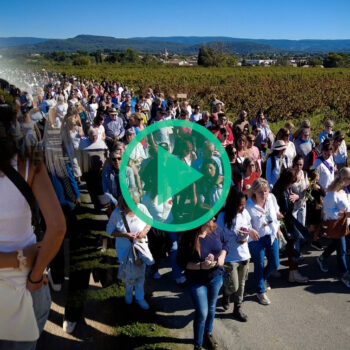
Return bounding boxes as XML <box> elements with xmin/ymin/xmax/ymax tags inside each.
<box><xmin>0</xmin><ymin>34</ymin><xmax>281</xmax><ymax>55</ymax></box>
<box><xmin>2</xmin><ymin>35</ymin><xmax>350</xmax><ymax>54</ymax></box>
<box><xmin>132</xmin><ymin>36</ymin><xmax>350</xmax><ymax>53</ymax></box>
<box><xmin>0</xmin><ymin>37</ymin><xmax>48</xmax><ymax>47</ymax></box>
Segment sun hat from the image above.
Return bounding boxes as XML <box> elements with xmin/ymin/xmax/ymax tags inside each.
<box><xmin>272</xmin><ymin>140</ymin><xmax>287</xmax><ymax>151</ymax></box>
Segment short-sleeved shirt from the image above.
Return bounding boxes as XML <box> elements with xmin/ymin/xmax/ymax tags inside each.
<box><xmin>106</xmin><ymin>204</ymin><xmax>151</xmax><ymax>261</ymax></box>
<box><xmin>217</xmin><ymin>210</ymin><xmax>251</xmax><ymax>262</ymax></box>
<box><xmin>246</xmin><ymin>193</ymin><xmax>280</xmax><ymax>242</ymax></box>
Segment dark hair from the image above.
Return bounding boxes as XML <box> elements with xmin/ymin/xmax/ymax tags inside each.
<box><xmin>0</xmin><ymin>103</ymin><xmax>17</xmax><ymax>174</ymax></box>
<box><xmin>321</xmin><ymin>138</ymin><xmax>332</xmax><ymax>152</ymax></box>
<box><xmin>202</xmin><ymin>158</ymin><xmax>219</xmax><ymax>182</ymax></box>
<box><xmin>308</xmin><ymin>168</ymin><xmax>319</xmax><ymax>182</ymax></box>
<box><xmin>225</xmin><ymin>144</ymin><xmax>236</xmax><ymax>160</ymax></box>
<box><xmin>272</xmin><ymin>168</ymin><xmax>297</xmax><ymax>195</ymax></box>
<box><xmin>224</xmin><ymin>188</ymin><xmax>245</xmax><ymax>229</ymax></box>
<box><xmin>292</xmin><ymin>154</ymin><xmax>303</xmax><ymax>167</ymax></box>
<box><xmin>276</xmin><ymin>127</ymin><xmax>289</xmax><ymax>141</ymax></box>
<box><xmin>267</xmin><ymin>149</ymin><xmax>281</xmax><ymax>172</ymax></box>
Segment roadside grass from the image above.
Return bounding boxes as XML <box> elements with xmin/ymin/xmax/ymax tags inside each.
<box><xmin>74</xmin><ymin>188</ymin><xmax>177</xmax><ymax>350</ymax></box>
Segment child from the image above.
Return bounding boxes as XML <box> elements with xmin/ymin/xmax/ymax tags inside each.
<box><xmin>216</xmin><ymin>189</ymin><xmax>259</xmax><ymax>321</ymax></box>
<box><xmin>306</xmin><ymin>169</ymin><xmax>326</xmax><ymax>250</ymax></box>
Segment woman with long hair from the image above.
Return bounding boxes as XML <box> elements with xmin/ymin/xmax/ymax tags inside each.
<box><xmin>332</xmin><ymin>130</ymin><xmax>347</xmax><ymax>169</ymax></box>
<box><xmin>276</xmin><ymin>127</ymin><xmax>296</xmax><ymax>167</ymax></box>
<box><xmin>235</xmin><ymin>133</ymin><xmax>250</xmax><ymax>166</ymax></box>
<box><xmin>272</xmin><ymin>169</ymin><xmax>309</xmax><ymax>283</ymax></box>
<box><xmin>240</xmin><ymin>157</ymin><xmax>260</xmax><ymax>196</ymax></box>
<box><xmin>106</xmin><ymin>196</ymin><xmax>152</xmax><ymax>309</ymax></box>
<box><xmin>178</xmin><ymin>218</ymin><xmax>228</xmax><ymax>350</ymax></box>
<box><xmin>246</xmin><ymin>178</ymin><xmax>282</xmax><ymax>305</ymax></box>
<box><xmin>0</xmin><ymin>100</ymin><xmax>66</xmax><ymax>347</ymax></box>
<box><xmin>291</xmin><ymin>155</ymin><xmax>309</xmax><ymax>226</ymax></box>
<box><xmin>313</xmin><ymin>139</ymin><xmax>335</xmax><ymax>191</ymax></box>
<box><xmin>217</xmin><ymin>189</ymin><xmax>259</xmax><ymax>320</ymax></box>
<box><xmin>266</xmin><ymin>140</ymin><xmax>288</xmax><ymax>190</ymax></box>
<box><xmin>317</xmin><ymin>167</ymin><xmax>350</xmax><ymax>288</ymax></box>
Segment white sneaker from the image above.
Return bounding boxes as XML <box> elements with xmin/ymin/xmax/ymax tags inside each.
<box><xmin>48</xmin><ymin>269</ymin><xmax>62</xmax><ymax>292</ymax></box>
<box><xmin>137</xmin><ymin>299</ymin><xmax>150</xmax><ymax>310</ymax></box>
<box><xmin>175</xmin><ymin>276</ymin><xmax>186</xmax><ymax>285</ymax></box>
<box><xmin>63</xmin><ymin>320</ymin><xmax>77</xmax><ymax>334</ymax></box>
<box><xmin>257</xmin><ymin>292</ymin><xmax>271</xmax><ymax>305</ymax></box>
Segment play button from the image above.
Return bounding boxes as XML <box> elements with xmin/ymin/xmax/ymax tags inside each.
<box><xmin>119</xmin><ymin>119</ymin><xmax>231</xmax><ymax>232</ymax></box>
<box><xmin>157</xmin><ymin>145</ymin><xmax>203</xmax><ymax>205</ymax></box>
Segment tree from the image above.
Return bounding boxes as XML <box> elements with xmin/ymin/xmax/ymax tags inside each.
<box><xmin>323</xmin><ymin>52</ymin><xmax>350</xmax><ymax>68</ymax></box>
<box><xmin>73</xmin><ymin>56</ymin><xmax>91</xmax><ymax>66</ymax></box>
<box><xmin>197</xmin><ymin>45</ymin><xmax>237</xmax><ymax>67</ymax></box>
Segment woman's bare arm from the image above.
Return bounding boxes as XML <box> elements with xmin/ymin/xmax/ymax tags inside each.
<box><xmin>27</xmin><ymin>164</ymin><xmax>66</xmax><ymax>290</ymax></box>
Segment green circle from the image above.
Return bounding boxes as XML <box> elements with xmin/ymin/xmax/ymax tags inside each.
<box><xmin>119</xmin><ymin>119</ymin><xmax>231</xmax><ymax>232</ymax></box>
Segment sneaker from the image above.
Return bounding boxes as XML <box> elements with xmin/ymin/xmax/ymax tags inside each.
<box><xmin>175</xmin><ymin>276</ymin><xmax>186</xmax><ymax>285</ymax></box>
<box><xmin>288</xmin><ymin>270</ymin><xmax>309</xmax><ymax>283</ymax></box>
<box><xmin>341</xmin><ymin>272</ymin><xmax>350</xmax><ymax>288</ymax></box>
<box><xmin>257</xmin><ymin>292</ymin><xmax>271</xmax><ymax>305</ymax></box>
<box><xmin>193</xmin><ymin>345</ymin><xmax>203</xmax><ymax>350</ymax></box>
<box><xmin>63</xmin><ymin>320</ymin><xmax>77</xmax><ymax>334</ymax></box>
<box><xmin>311</xmin><ymin>241</ymin><xmax>323</xmax><ymax>251</ymax></box>
<box><xmin>203</xmin><ymin>333</ymin><xmax>218</xmax><ymax>350</ymax></box>
<box><xmin>317</xmin><ymin>255</ymin><xmax>329</xmax><ymax>272</ymax></box>
<box><xmin>137</xmin><ymin>299</ymin><xmax>150</xmax><ymax>310</ymax></box>
<box><xmin>265</xmin><ymin>280</ymin><xmax>271</xmax><ymax>290</ymax></box>
<box><xmin>153</xmin><ymin>271</ymin><xmax>161</xmax><ymax>279</ymax></box>
<box><xmin>233</xmin><ymin>303</ymin><xmax>248</xmax><ymax>322</ymax></box>
<box><xmin>47</xmin><ymin>269</ymin><xmax>62</xmax><ymax>292</ymax></box>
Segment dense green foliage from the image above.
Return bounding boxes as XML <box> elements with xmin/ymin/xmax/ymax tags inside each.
<box><xmin>197</xmin><ymin>46</ymin><xmax>237</xmax><ymax>67</ymax></box>
<box><xmin>323</xmin><ymin>52</ymin><xmax>350</xmax><ymax>68</ymax></box>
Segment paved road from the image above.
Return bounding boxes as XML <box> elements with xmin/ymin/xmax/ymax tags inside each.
<box><xmin>36</xmin><ymin>184</ymin><xmax>350</xmax><ymax>349</ymax></box>
<box><xmin>151</xmin><ymin>246</ymin><xmax>350</xmax><ymax>350</ymax></box>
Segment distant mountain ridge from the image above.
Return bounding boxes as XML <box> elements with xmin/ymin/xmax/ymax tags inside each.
<box><xmin>132</xmin><ymin>36</ymin><xmax>350</xmax><ymax>52</ymax></box>
<box><xmin>0</xmin><ymin>35</ymin><xmax>281</xmax><ymax>55</ymax></box>
<box><xmin>0</xmin><ymin>37</ymin><xmax>48</xmax><ymax>47</ymax></box>
<box><xmin>1</xmin><ymin>35</ymin><xmax>350</xmax><ymax>54</ymax></box>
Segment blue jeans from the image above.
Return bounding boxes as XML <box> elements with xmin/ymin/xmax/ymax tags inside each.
<box><xmin>249</xmin><ymin>235</ymin><xmax>280</xmax><ymax>294</ymax></box>
<box><xmin>0</xmin><ymin>284</ymin><xmax>51</xmax><ymax>350</ymax></box>
<box><xmin>188</xmin><ymin>275</ymin><xmax>223</xmax><ymax>347</ymax></box>
<box><xmin>168</xmin><ymin>231</ymin><xmax>183</xmax><ymax>280</ymax></box>
<box><xmin>323</xmin><ymin>236</ymin><xmax>348</xmax><ymax>273</ymax></box>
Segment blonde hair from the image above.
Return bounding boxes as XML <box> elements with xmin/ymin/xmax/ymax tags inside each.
<box><xmin>249</xmin><ymin>178</ymin><xmax>269</xmax><ymax>200</ymax></box>
<box><xmin>327</xmin><ymin>167</ymin><xmax>350</xmax><ymax>192</ymax></box>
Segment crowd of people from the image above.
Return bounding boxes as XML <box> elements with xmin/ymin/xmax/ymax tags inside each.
<box><xmin>1</xmin><ymin>68</ymin><xmax>350</xmax><ymax>350</ymax></box>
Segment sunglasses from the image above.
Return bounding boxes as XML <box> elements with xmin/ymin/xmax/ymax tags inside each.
<box><xmin>112</xmin><ymin>157</ymin><xmax>122</xmax><ymax>161</ymax></box>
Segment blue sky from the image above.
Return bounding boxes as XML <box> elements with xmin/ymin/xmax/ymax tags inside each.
<box><xmin>1</xmin><ymin>0</ymin><xmax>349</xmax><ymax>39</ymax></box>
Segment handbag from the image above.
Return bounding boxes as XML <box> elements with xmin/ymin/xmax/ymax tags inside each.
<box><xmin>120</xmin><ymin>211</ymin><xmax>143</xmax><ymax>266</ymax></box>
<box><xmin>323</xmin><ymin>213</ymin><xmax>350</xmax><ymax>239</ymax></box>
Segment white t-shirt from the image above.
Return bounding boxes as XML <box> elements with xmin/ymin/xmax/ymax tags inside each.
<box><xmin>246</xmin><ymin>193</ymin><xmax>280</xmax><ymax>243</ymax></box>
<box><xmin>334</xmin><ymin>141</ymin><xmax>347</xmax><ymax>166</ymax></box>
<box><xmin>313</xmin><ymin>157</ymin><xmax>335</xmax><ymax>191</ymax></box>
<box><xmin>285</xmin><ymin>141</ymin><xmax>296</xmax><ymax>167</ymax></box>
<box><xmin>106</xmin><ymin>204</ymin><xmax>150</xmax><ymax>261</ymax></box>
<box><xmin>141</xmin><ymin>193</ymin><xmax>173</xmax><ymax>224</ymax></box>
<box><xmin>96</xmin><ymin>124</ymin><xmax>105</xmax><ymax>141</ymax></box>
<box><xmin>56</xmin><ymin>103</ymin><xmax>68</xmax><ymax>118</ymax></box>
<box><xmin>323</xmin><ymin>191</ymin><xmax>349</xmax><ymax>221</ymax></box>
<box><xmin>217</xmin><ymin>210</ymin><xmax>251</xmax><ymax>262</ymax></box>
<box><xmin>89</xmin><ymin>103</ymin><xmax>99</xmax><ymax>119</ymax></box>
